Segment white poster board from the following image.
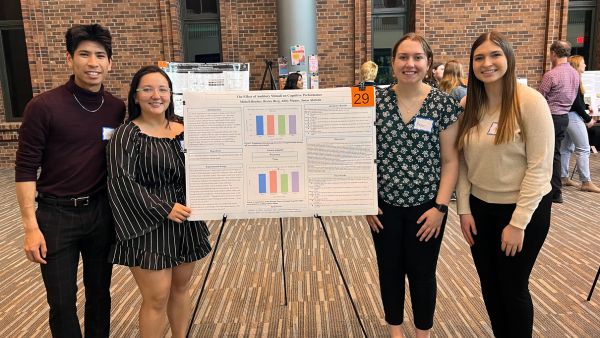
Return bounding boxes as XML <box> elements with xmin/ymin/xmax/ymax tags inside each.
<box><xmin>164</xmin><ymin>62</ymin><xmax>250</xmax><ymax>116</ymax></box>
<box><xmin>183</xmin><ymin>88</ymin><xmax>378</xmax><ymax>220</ymax></box>
<box><xmin>582</xmin><ymin>70</ymin><xmax>600</xmax><ymax>116</ymax></box>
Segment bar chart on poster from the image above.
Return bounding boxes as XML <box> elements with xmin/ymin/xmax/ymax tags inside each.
<box><xmin>183</xmin><ymin>88</ymin><xmax>378</xmax><ymax>220</ymax></box>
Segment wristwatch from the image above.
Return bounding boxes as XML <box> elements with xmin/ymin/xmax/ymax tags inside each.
<box><xmin>434</xmin><ymin>202</ymin><xmax>448</xmax><ymax>214</ymax></box>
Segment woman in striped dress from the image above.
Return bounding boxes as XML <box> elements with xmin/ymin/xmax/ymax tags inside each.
<box><xmin>107</xmin><ymin>65</ymin><xmax>211</xmax><ymax>338</ymax></box>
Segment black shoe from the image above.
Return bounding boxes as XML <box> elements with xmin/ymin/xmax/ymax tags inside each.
<box><xmin>552</xmin><ymin>192</ymin><xmax>563</xmax><ymax>203</ymax></box>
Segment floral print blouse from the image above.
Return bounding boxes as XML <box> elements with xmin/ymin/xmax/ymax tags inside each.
<box><xmin>375</xmin><ymin>85</ymin><xmax>462</xmax><ymax>207</ymax></box>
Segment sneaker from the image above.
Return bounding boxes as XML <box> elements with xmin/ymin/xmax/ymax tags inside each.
<box><xmin>450</xmin><ymin>192</ymin><xmax>457</xmax><ymax>201</ymax></box>
<box><xmin>552</xmin><ymin>191</ymin><xmax>563</xmax><ymax>203</ymax></box>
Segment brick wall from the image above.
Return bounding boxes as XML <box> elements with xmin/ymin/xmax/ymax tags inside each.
<box><xmin>0</xmin><ymin>0</ymin><xmax>183</xmax><ymax>168</ymax></box>
<box><xmin>415</xmin><ymin>0</ymin><xmax>567</xmax><ymax>88</ymax></box>
<box><xmin>219</xmin><ymin>0</ymin><xmax>370</xmax><ymax>90</ymax></box>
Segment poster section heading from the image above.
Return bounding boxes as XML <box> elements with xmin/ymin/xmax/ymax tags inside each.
<box><xmin>184</xmin><ymin>87</ymin><xmax>378</xmax><ymax>220</ymax></box>
<box><xmin>164</xmin><ymin>62</ymin><xmax>250</xmax><ymax>117</ymax></box>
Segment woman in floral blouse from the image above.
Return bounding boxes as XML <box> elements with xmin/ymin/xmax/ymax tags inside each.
<box><xmin>365</xmin><ymin>33</ymin><xmax>461</xmax><ymax>338</ymax></box>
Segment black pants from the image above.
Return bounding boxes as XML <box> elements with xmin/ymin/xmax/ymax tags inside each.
<box><xmin>551</xmin><ymin>114</ymin><xmax>569</xmax><ymax>196</ymax></box>
<box><xmin>371</xmin><ymin>199</ymin><xmax>446</xmax><ymax>330</ymax></box>
<box><xmin>36</xmin><ymin>192</ymin><xmax>114</xmax><ymax>338</ymax></box>
<box><xmin>469</xmin><ymin>193</ymin><xmax>552</xmax><ymax>338</ymax></box>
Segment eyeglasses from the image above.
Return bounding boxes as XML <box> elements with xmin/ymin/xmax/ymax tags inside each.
<box><xmin>136</xmin><ymin>87</ymin><xmax>171</xmax><ymax>95</ymax></box>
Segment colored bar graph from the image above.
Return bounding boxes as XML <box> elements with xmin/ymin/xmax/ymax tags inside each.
<box><xmin>267</xmin><ymin>115</ymin><xmax>275</xmax><ymax>135</ymax></box>
<box><xmin>258</xmin><ymin>174</ymin><xmax>266</xmax><ymax>193</ymax></box>
<box><xmin>256</xmin><ymin>115</ymin><xmax>264</xmax><ymax>136</ymax></box>
<box><xmin>291</xmin><ymin>171</ymin><xmax>299</xmax><ymax>192</ymax></box>
<box><xmin>278</xmin><ymin>115</ymin><xmax>286</xmax><ymax>135</ymax></box>
<box><xmin>289</xmin><ymin>115</ymin><xmax>296</xmax><ymax>135</ymax></box>
<box><xmin>269</xmin><ymin>171</ymin><xmax>277</xmax><ymax>193</ymax></box>
<box><xmin>281</xmin><ymin>174</ymin><xmax>289</xmax><ymax>193</ymax></box>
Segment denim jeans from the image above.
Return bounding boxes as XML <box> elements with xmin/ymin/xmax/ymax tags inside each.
<box><xmin>560</xmin><ymin>111</ymin><xmax>591</xmax><ymax>182</ymax></box>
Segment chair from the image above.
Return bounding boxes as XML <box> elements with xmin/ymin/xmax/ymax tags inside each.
<box><xmin>587</xmin><ymin>265</ymin><xmax>600</xmax><ymax>301</ymax></box>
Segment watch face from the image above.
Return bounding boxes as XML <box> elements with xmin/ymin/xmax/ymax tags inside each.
<box><xmin>436</xmin><ymin>203</ymin><xmax>448</xmax><ymax>213</ymax></box>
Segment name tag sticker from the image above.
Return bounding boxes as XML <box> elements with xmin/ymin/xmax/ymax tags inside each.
<box><xmin>102</xmin><ymin>127</ymin><xmax>115</xmax><ymax>140</ymax></box>
<box><xmin>487</xmin><ymin>122</ymin><xmax>498</xmax><ymax>135</ymax></box>
<box><xmin>414</xmin><ymin>117</ymin><xmax>434</xmax><ymax>133</ymax></box>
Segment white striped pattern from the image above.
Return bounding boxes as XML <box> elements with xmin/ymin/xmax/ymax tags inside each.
<box><xmin>106</xmin><ymin>121</ymin><xmax>211</xmax><ymax>270</ymax></box>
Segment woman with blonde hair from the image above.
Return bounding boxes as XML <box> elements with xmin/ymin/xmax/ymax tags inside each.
<box><xmin>439</xmin><ymin>60</ymin><xmax>467</xmax><ymax>101</ymax></box>
<box><xmin>456</xmin><ymin>31</ymin><xmax>553</xmax><ymax>337</ymax></box>
<box><xmin>359</xmin><ymin>60</ymin><xmax>378</xmax><ymax>86</ymax></box>
<box><xmin>559</xmin><ymin>55</ymin><xmax>600</xmax><ymax>192</ymax></box>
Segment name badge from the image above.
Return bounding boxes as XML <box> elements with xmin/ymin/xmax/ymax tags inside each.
<box><xmin>102</xmin><ymin>127</ymin><xmax>115</xmax><ymax>140</ymax></box>
<box><xmin>414</xmin><ymin>117</ymin><xmax>434</xmax><ymax>133</ymax></box>
<box><xmin>487</xmin><ymin>122</ymin><xmax>498</xmax><ymax>135</ymax></box>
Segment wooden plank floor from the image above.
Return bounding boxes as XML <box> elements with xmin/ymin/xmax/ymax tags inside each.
<box><xmin>1</xmin><ymin>155</ymin><xmax>599</xmax><ymax>337</ymax></box>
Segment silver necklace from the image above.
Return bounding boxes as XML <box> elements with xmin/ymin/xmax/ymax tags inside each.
<box><xmin>73</xmin><ymin>93</ymin><xmax>104</xmax><ymax>113</ymax></box>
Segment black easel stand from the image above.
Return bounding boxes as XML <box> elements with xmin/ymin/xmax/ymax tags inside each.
<box><xmin>260</xmin><ymin>60</ymin><xmax>277</xmax><ymax>90</ymax></box>
<box><xmin>280</xmin><ymin>217</ymin><xmax>288</xmax><ymax>306</ymax></box>
<box><xmin>587</xmin><ymin>265</ymin><xmax>600</xmax><ymax>301</ymax></box>
<box><xmin>315</xmin><ymin>215</ymin><xmax>368</xmax><ymax>338</ymax></box>
<box><xmin>186</xmin><ymin>215</ymin><xmax>228</xmax><ymax>338</ymax></box>
<box><xmin>185</xmin><ymin>215</ymin><xmax>367</xmax><ymax>337</ymax></box>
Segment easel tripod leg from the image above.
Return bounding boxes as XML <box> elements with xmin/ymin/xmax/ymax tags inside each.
<box><xmin>185</xmin><ymin>215</ymin><xmax>228</xmax><ymax>338</ymax></box>
<box><xmin>315</xmin><ymin>215</ymin><xmax>368</xmax><ymax>338</ymax></box>
<box><xmin>280</xmin><ymin>217</ymin><xmax>288</xmax><ymax>306</ymax></box>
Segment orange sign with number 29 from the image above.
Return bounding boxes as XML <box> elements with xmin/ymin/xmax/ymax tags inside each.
<box><xmin>351</xmin><ymin>86</ymin><xmax>375</xmax><ymax>107</ymax></box>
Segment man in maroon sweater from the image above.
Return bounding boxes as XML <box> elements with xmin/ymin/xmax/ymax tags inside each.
<box><xmin>15</xmin><ymin>24</ymin><xmax>125</xmax><ymax>338</ymax></box>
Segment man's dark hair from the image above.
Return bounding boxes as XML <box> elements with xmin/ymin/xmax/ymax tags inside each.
<box><xmin>550</xmin><ymin>40</ymin><xmax>571</xmax><ymax>58</ymax></box>
<box><xmin>65</xmin><ymin>24</ymin><xmax>113</xmax><ymax>59</ymax></box>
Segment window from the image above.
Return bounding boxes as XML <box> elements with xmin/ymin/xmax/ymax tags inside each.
<box><xmin>0</xmin><ymin>0</ymin><xmax>32</xmax><ymax>121</ymax></box>
<box><xmin>372</xmin><ymin>0</ymin><xmax>410</xmax><ymax>84</ymax></box>
<box><xmin>567</xmin><ymin>1</ymin><xmax>597</xmax><ymax>69</ymax></box>
<box><xmin>181</xmin><ymin>0</ymin><xmax>222</xmax><ymax>62</ymax></box>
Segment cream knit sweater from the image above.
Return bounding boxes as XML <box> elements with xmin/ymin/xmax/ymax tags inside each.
<box><xmin>456</xmin><ymin>84</ymin><xmax>554</xmax><ymax>229</ymax></box>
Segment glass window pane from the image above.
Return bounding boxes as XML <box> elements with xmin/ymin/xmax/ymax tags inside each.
<box><xmin>567</xmin><ymin>9</ymin><xmax>594</xmax><ymax>67</ymax></box>
<box><xmin>373</xmin><ymin>0</ymin><xmax>406</xmax><ymax>9</ymax></box>
<box><xmin>184</xmin><ymin>22</ymin><xmax>221</xmax><ymax>62</ymax></box>
<box><xmin>0</xmin><ymin>0</ymin><xmax>23</xmax><ymax>20</ymax></box>
<box><xmin>373</xmin><ymin>15</ymin><xmax>406</xmax><ymax>84</ymax></box>
<box><xmin>1</xmin><ymin>28</ymin><xmax>33</xmax><ymax>119</ymax></box>
<box><xmin>186</xmin><ymin>0</ymin><xmax>218</xmax><ymax>15</ymax></box>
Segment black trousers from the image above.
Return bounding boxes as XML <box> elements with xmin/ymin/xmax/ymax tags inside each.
<box><xmin>469</xmin><ymin>192</ymin><xmax>552</xmax><ymax>338</ymax></box>
<box><xmin>36</xmin><ymin>192</ymin><xmax>114</xmax><ymax>338</ymax></box>
<box><xmin>371</xmin><ymin>199</ymin><xmax>446</xmax><ymax>330</ymax></box>
<box><xmin>551</xmin><ymin>114</ymin><xmax>569</xmax><ymax>196</ymax></box>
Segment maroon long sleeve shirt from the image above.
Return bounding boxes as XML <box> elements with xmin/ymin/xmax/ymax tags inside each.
<box><xmin>15</xmin><ymin>75</ymin><xmax>126</xmax><ymax>197</ymax></box>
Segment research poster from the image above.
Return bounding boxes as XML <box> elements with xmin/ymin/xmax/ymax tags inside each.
<box><xmin>183</xmin><ymin>88</ymin><xmax>378</xmax><ymax>220</ymax></box>
<box><xmin>583</xmin><ymin>71</ymin><xmax>600</xmax><ymax>116</ymax></box>
<box><xmin>164</xmin><ymin>62</ymin><xmax>250</xmax><ymax>116</ymax></box>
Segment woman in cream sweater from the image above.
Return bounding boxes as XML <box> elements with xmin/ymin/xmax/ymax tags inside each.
<box><xmin>456</xmin><ymin>31</ymin><xmax>553</xmax><ymax>338</ymax></box>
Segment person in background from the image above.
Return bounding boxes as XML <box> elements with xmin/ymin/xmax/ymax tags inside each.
<box><xmin>359</xmin><ymin>60</ymin><xmax>379</xmax><ymax>86</ymax></box>
<box><xmin>538</xmin><ymin>40</ymin><xmax>580</xmax><ymax>203</ymax></box>
<box><xmin>439</xmin><ymin>60</ymin><xmax>468</xmax><ymax>101</ymax></box>
<box><xmin>424</xmin><ymin>61</ymin><xmax>444</xmax><ymax>88</ymax></box>
<box><xmin>366</xmin><ymin>33</ymin><xmax>461</xmax><ymax>338</ymax></box>
<box><xmin>456</xmin><ymin>31</ymin><xmax>553</xmax><ymax>338</ymax></box>
<box><xmin>559</xmin><ymin>55</ymin><xmax>600</xmax><ymax>193</ymax></box>
<box><xmin>107</xmin><ymin>66</ymin><xmax>211</xmax><ymax>338</ymax></box>
<box><xmin>15</xmin><ymin>24</ymin><xmax>125</xmax><ymax>338</ymax></box>
<box><xmin>283</xmin><ymin>72</ymin><xmax>303</xmax><ymax>89</ymax></box>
